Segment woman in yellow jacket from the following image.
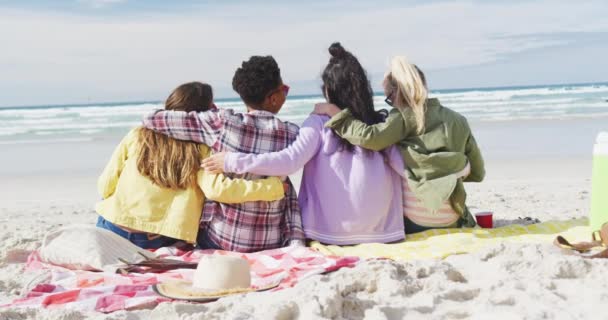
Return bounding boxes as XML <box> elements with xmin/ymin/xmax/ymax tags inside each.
<box><xmin>96</xmin><ymin>82</ymin><xmax>285</xmax><ymax>249</ymax></box>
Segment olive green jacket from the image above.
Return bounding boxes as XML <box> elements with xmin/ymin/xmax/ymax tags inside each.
<box><xmin>325</xmin><ymin>98</ymin><xmax>485</xmax><ymax>227</ymax></box>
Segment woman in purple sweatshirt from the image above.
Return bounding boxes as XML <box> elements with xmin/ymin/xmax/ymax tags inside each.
<box><xmin>202</xmin><ymin>43</ymin><xmax>405</xmax><ymax>245</ymax></box>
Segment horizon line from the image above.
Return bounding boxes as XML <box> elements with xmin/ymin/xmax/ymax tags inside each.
<box><xmin>1</xmin><ymin>80</ymin><xmax>607</xmax><ymax>110</ymax></box>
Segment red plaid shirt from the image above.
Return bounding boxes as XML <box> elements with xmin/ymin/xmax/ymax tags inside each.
<box><xmin>142</xmin><ymin>108</ymin><xmax>304</xmax><ymax>252</ymax></box>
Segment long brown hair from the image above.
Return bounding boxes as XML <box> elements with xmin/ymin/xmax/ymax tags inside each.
<box><xmin>136</xmin><ymin>82</ymin><xmax>213</xmax><ymax>189</ymax></box>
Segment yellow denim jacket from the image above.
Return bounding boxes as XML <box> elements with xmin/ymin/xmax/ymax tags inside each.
<box><xmin>95</xmin><ymin>128</ymin><xmax>285</xmax><ymax>243</ymax></box>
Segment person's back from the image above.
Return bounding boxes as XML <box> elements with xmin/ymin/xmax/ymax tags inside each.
<box><xmin>206</xmin><ymin>43</ymin><xmax>406</xmax><ymax>245</ymax></box>
<box><xmin>142</xmin><ymin>57</ymin><xmax>305</xmax><ymax>252</ymax></box>
<box><xmin>216</xmin><ymin>113</ymin><xmax>405</xmax><ymax>245</ymax></box>
<box><xmin>199</xmin><ymin>107</ymin><xmax>300</xmax><ymax>251</ymax></box>
<box><xmin>394</xmin><ymin>100</ymin><xmax>476</xmax><ymax>229</ymax></box>
<box><xmin>319</xmin><ymin>56</ymin><xmax>485</xmax><ymax>231</ymax></box>
<box><xmin>97</xmin><ymin>127</ymin><xmax>207</xmax><ymax>245</ymax></box>
<box><xmin>298</xmin><ymin>115</ymin><xmax>405</xmax><ymax>244</ymax></box>
<box><xmin>399</xmin><ymin>99</ymin><xmax>471</xmax><ymax>157</ymax></box>
<box><xmin>97</xmin><ymin>82</ymin><xmax>286</xmax><ymax>249</ymax></box>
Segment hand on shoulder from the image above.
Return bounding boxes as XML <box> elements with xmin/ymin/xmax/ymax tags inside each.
<box><xmin>201</xmin><ymin>152</ymin><xmax>227</xmax><ymax>174</ymax></box>
<box><xmin>313</xmin><ymin>103</ymin><xmax>341</xmax><ymax>117</ymax></box>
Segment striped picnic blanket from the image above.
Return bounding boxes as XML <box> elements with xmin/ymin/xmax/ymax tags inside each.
<box><xmin>311</xmin><ymin>218</ymin><xmax>589</xmax><ymax>261</ymax></box>
<box><xmin>3</xmin><ymin>246</ymin><xmax>359</xmax><ymax>313</ymax></box>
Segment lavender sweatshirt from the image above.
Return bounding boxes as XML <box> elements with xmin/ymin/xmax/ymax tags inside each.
<box><xmin>224</xmin><ymin>115</ymin><xmax>406</xmax><ymax>245</ymax></box>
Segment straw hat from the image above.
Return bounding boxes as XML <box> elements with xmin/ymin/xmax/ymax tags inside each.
<box><xmin>154</xmin><ymin>255</ymin><xmax>278</xmax><ymax>301</ymax></box>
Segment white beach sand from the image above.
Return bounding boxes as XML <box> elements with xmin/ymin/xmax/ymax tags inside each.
<box><xmin>1</xmin><ymin>118</ymin><xmax>607</xmax><ymax>319</ymax></box>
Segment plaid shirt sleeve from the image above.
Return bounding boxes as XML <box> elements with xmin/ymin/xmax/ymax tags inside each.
<box><xmin>142</xmin><ymin>109</ymin><xmax>224</xmax><ymax>146</ymax></box>
<box><xmin>282</xmin><ymin>178</ymin><xmax>306</xmax><ymax>244</ymax></box>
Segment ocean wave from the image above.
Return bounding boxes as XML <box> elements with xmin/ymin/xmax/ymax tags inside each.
<box><xmin>0</xmin><ymin>137</ymin><xmax>95</xmax><ymax>145</ymax></box>
<box><xmin>0</xmin><ymin>103</ymin><xmax>161</xmax><ymax>119</ymax></box>
<box><xmin>0</xmin><ymin>121</ymin><xmax>140</xmax><ymax>136</ymax></box>
<box><xmin>0</xmin><ymin>128</ymin><xmax>29</xmax><ymax>136</ymax></box>
<box><xmin>1</xmin><ymin>84</ymin><xmax>608</xmax><ymax>139</ymax></box>
<box><xmin>433</xmin><ymin>85</ymin><xmax>608</xmax><ymax>102</ymax></box>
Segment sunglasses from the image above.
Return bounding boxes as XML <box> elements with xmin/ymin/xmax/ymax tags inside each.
<box><xmin>269</xmin><ymin>84</ymin><xmax>290</xmax><ymax>98</ymax></box>
<box><xmin>384</xmin><ymin>91</ymin><xmax>394</xmax><ymax>107</ymax></box>
<box><xmin>280</xmin><ymin>84</ymin><xmax>290</xmax><ymax>97</ymax></box>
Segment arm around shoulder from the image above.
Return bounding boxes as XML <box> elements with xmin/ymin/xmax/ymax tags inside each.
<box><xmin>224</xmin><ymin>115</ymin><xmax>323</xmax><ymax>176</ymax></box>
<box><xmin>324</xmin><ymin>108</ymin><xmax>406</xmax><ymax>151</ymax></box>
<box><xmin>141</xmin><ymin>109</ymin><xmax>221</xmax><ymax>145</ymax></box>
<box><xmin>198</xmin><ymin>171</ymin><xmax>285</xmax><ymax>203</ymax></box>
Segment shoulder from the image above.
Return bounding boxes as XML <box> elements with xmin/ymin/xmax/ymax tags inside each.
<box><xmin>303</xmin><ymin>114</ymin><xmax>329</xmax><ymax>129</ymax></box>
<box><xmin>217</xmin><ymin>107</ymin><xmax>238</xmax><ymax>118</ymax></box>
<box><xmin>124</xmin><ymin>127</ymin><xmax>142</xmax><ymax>145</ymax></box>
<box><xmin>221</xmin><ymin>108</ymin><xmax>272</xmax><ymax>125</ymax></box>
<box><xmin>285</xmin><ymin>121</ymin><xmax>300</xmax><ymax>135</ymax></box>
<box><xmin>198</xmin><ymin>144</ymin><xmax>211</xmax><ymax>158</ymax></box>
<box><xmin>436</xmin><ymin>103</ymin><xmax>471</xmax><ymax>132</ymax></box>
<box><xmin>441</xmin><ymin>104</ymin><xmax>468</xmax><ymax>122</ymax></box>
<box><xmin>126</xmin><ymin>127</ymin><xmax>141</xmax><ymax>139</ymax></box>
<box><xmin>388</xmin><ymin>107</ymin><xmax>405</xmax><ymax>120</ymax></box>
<box><xmin>199</xmin><ymin>107</ymin><xmax>227</xmax><ymax>121</ymax></box>
<box><xmin>121</xmin><ymin>127</ymin><xmax>144</xmax><ymax>155</ymax></box>
<box><xmin>442</xmin><ymin>106</ymin><xmax>467</xmax><ymax>121</ymax></box>
<box><xmin>273</xmin><ymin>117</ymin><xmax>300</xmax><ymax>137</ymax></box>
<box><xmin>190</xmin><ymin>108</ymin><xmax>231</xmax><ymax>129</ymax></box>
<box><xmin>391</xmin><ymin>106</ymin><xmax>414</xmax><ymax>127</ymax></box>
<box><xmin>299</xmin><ymin>115</ymin><xmax>327</xmax><ymax>142</ymax></box>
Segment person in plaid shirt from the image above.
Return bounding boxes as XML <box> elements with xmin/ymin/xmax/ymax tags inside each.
<box><xmin>142</xmin><ymin>56</ymin><xmax>305</xmax><ymax>253</ymax></box>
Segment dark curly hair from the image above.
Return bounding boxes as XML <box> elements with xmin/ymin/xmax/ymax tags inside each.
<box><xmin>322</xmin><ymin>42</ymin><xmax>384</xmax><ymax>151</ymax></box>
<box><xmin>232</xmin><ymin>56</ymin><xmax>282</xmax><ymax>108</ymax></box>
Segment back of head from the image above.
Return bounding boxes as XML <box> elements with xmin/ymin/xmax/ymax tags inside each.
<box><xmin>386</xmin><ymin>56</ymin><xmax>428</xmax><ymax>134</ymax></box>
<box><xmin>165</xmin><ymin>82</ymin><xmax>213</xmax><ymax>113</ymax></box>
<box><xmin>137</xmin><ymin>82</ymin><xmax>213</xmax><ymax>189</ymax></box>
<box><xmin>322</xmin><ymin>42</ymin><xmax>382</xmax><ymax>151</ymax></box>
<box><xmin>232</xmin><ymin>56</ymin><xmax>282</xmax><ymax>109</ymax></box>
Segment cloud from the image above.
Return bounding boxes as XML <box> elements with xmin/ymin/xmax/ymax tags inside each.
<box><xmin>0</xmin><ymin>0</ymin><xmax>607</xmax><ymax>106</ymax></box>
<box><xmin>77</xmin><ymin>0</ymin><xmax>126</xmax><ymax>9</ymax></box>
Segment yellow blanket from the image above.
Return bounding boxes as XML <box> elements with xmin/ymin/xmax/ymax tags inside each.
<box><xmin>310</xmin><ymin>218</ymin><xmax>590</xmax><ymax>261</ymax></box>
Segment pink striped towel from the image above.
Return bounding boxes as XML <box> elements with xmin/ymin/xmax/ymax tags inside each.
<box><xmin>2</xmin><ymin>245</ymin><xmax>359</xmax><ymax>313</ymax></box>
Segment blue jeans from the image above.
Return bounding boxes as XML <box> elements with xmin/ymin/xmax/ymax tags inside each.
<box><xmin>196</xmin><ymin>229</ymin><xmax>222</xmax><ymax>250</ymax></box>
<box><xmin>96</xmin><ymin>216</ymin><xmax>177</xmax><ymax>249</ymax></box>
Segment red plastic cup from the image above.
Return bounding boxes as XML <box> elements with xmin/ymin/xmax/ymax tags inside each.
<box><xmin>475</xmin><ymin>212</ymin><xmax>493</xmax><ymax>228</ymax></box>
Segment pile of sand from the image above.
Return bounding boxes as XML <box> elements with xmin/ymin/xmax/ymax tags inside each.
<box><xmin>2</xmin><ymin>242</ymin><xmax>607</xmax><ymax>320</ymax></box>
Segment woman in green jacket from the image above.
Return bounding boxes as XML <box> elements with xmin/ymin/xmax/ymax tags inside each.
<box><xmin>314</xmin><ymin>56</ymin><xmax>485</xmax><ymax>233</ymax></box>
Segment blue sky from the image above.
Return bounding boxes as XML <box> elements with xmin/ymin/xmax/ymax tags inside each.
<box><xmin>0</xmin><ymin>0</ymin><xmax>607</xmax><ymax>106</ymax></box>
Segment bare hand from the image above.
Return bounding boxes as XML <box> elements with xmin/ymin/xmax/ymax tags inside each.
<box><xmin>201</xmin><ymin>152</ymin><xmax>227</xmax><ymax>174</ymax></box>
<box><xmin>313</xmin><ymin>103</ymin><xmax>341</xmax><ymax>117</ymax></box>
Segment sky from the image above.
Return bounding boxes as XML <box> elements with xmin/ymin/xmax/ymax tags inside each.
<box><xmin>0</xmin><ymin>0</ymin><xmax>607</xmax><ymax>107</ymax></box>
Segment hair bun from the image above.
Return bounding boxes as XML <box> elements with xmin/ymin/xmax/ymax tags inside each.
<box><xmin>328</xmin><ymin>42</ymin><xmax>347</xmax><ymax>59</ymax></box>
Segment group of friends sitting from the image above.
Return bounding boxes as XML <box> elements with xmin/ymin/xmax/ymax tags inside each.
<box><xmin>95</xmin><ymin>42</ymin><xmax>485</xmax><ymax>253</ymax></box>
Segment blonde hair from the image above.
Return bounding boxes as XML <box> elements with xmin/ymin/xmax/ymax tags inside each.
<box><xmin>386</xmin><ymin>56</ymin><xmax>428</xmax><ymax>134</ymax></box>
<box><xmin>136</xmin><ymin>82</ymin><xmax>213</xmax><ymax>190</ymax></box>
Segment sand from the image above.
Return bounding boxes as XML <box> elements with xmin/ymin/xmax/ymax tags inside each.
<box><xmin>0</xmin><ymin>118</ymin><xmax>606</xmax><ymax>319</ymax></box>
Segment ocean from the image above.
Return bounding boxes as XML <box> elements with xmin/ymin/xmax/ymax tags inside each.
<box><xmin>1</xmin><ymin>82</ymin><xmax>608</xmax><ymax>144</ymax></box>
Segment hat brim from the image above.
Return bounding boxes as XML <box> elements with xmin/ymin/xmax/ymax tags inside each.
<box><xmin>153</xmin><ymin>279</ymin><xmax>280</xmax><ymax>302</ymax></box>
